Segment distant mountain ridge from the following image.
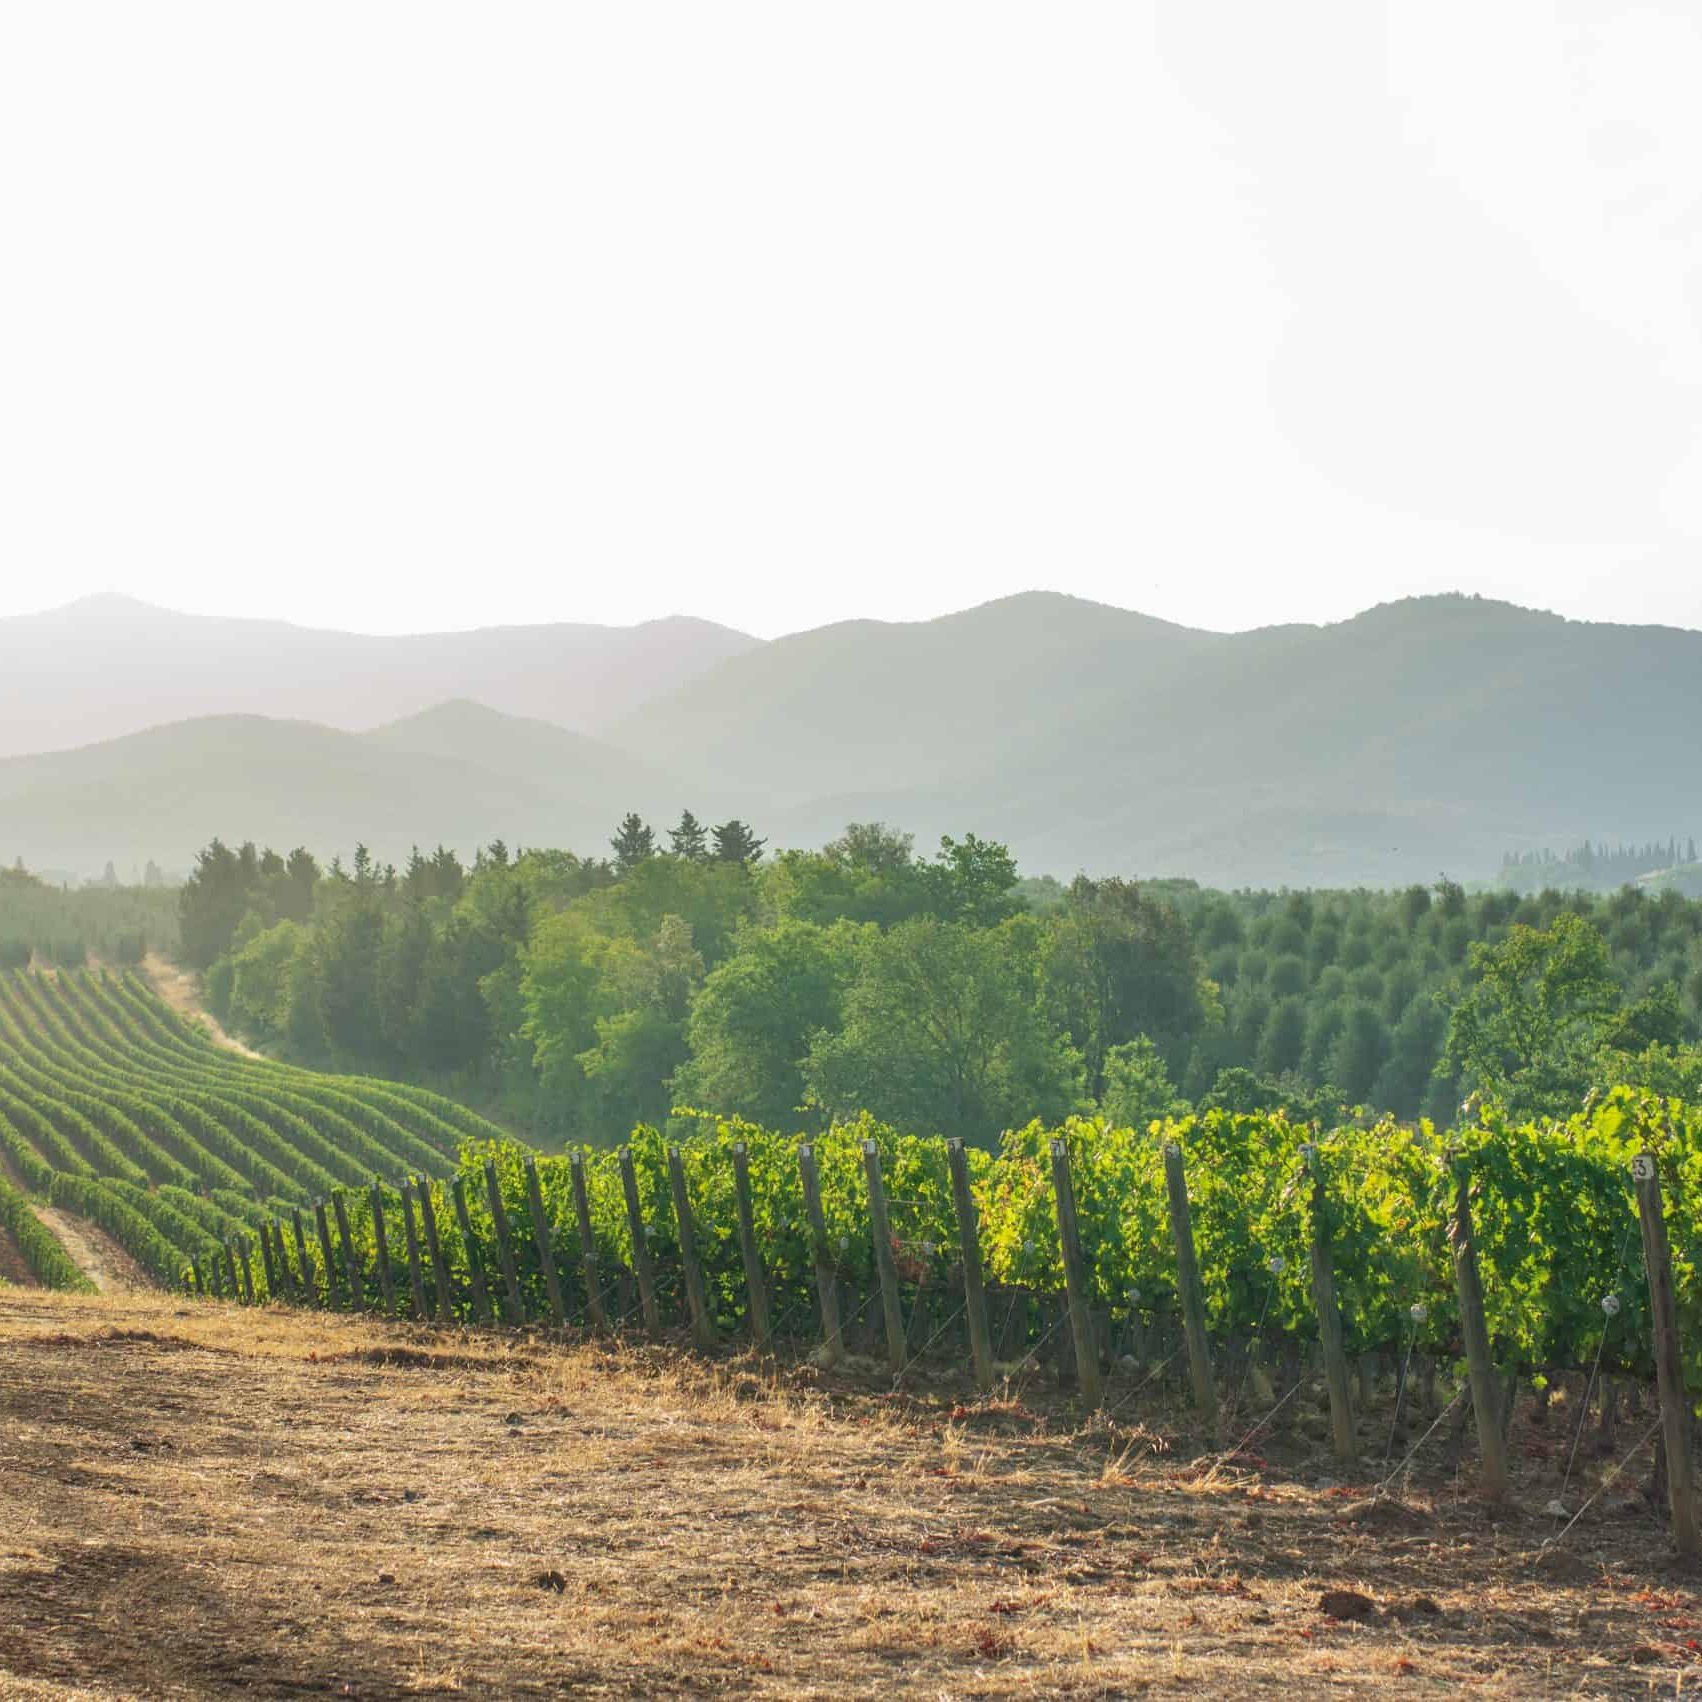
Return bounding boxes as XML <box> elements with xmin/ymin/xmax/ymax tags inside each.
<box><xmin>0</xmin><ymin>595</ymin><xmax>760</xmax><ymax>758</ymax></box>
<box><xmin>5</xmin><ymin>590</ymin><xmax>1702</xmax><ymax>887</ymax></box>
<box><xmin>0</xmin><ymin>703</ymin><xmax>723</xmax><ymax>878</ymax></box>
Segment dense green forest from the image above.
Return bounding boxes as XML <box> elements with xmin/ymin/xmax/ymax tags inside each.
<box><xmin>0</xmin><ymin>862</ymin><xmax>179</xmax><ymax>966</ymax></box>
<box><xmin>160</xmin><ymin>821</ymin><xmax>1702</xmax><ymax>1147</ymax></box>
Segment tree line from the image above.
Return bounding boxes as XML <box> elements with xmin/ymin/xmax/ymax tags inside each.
<box><xmin>176</xmin><ymin>817</ymin><xmax>1702</xmax><ymax>1145</ymax></box>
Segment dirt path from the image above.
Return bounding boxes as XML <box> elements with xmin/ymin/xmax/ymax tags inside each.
<box><xmin>1</xmin><ymin>1290</ymin><xmax>1696</xmax><ymax>1698</ymax></box>
<box><xmin>139</xmin><ymin>953</ymin><xmax>263</xmax><ymax>1060</ymax></box>
<box><xmin>27</xmin><ymin>1206</ymin><xmax>149</xmax><ymax>1293</ymax></box>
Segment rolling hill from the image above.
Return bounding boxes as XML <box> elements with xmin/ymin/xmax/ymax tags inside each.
<box><xmin>0</xmin><ymin>595</ymin><xmax>760</xmax><ymax>759</ymax></box>
<box><xmin>5</xmin><ymin>591</ymin><xmax>1702</xmax><ymax>887</ymax></box>
<box><xmin>616</xmin><ymin>592</ymin><xmax>1702</xmax><ymax>887</ymax></box>
<box><xmin>0</xmin><ymin>704</ymin><xmax>717</xmax><ymax>877</ymax></box>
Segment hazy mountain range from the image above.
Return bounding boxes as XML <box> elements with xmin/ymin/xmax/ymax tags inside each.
<box><xmin>0</xmin><ymin>594</ymin><xmax>758</xmax><ymax>756</ymax></box>
<box><xmin>2</xmin><ymin>591</ymin><xmax>1699</xmax><ymax>888</ymax></box>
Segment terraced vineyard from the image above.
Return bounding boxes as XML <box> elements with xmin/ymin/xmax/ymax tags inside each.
<box><xmin>0</xmin><ymin>966</ymin><xmax>508</xmax><ymax>1292</ymax></box>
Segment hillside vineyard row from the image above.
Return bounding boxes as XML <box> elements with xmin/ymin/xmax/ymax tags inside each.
<box><xmin>1</xmin><ymin>971</ymin><xmax>1698</xmax><ymax>1412</ymax></box>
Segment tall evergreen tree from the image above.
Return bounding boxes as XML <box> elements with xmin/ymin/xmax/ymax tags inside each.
<box><xmin>669</xmin><ymin>810</ymin><xmax>709</xmax><ymax>862</ymax></box>
<box><xmin>611</xmin><ymin>813</ymin><xmax>657</xmax><ymax>875</ymax></box>
<box><xmin>711</xmin><ymin>819</ymin><xmax>766</xmax><ymax>867</ymax></box>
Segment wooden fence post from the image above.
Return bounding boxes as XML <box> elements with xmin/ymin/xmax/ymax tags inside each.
<box><xmin>619</xmin><ymin>1146</ymin><xmax>661</xmax><ymax>1335</ymax></box>
<box><xmin>415</xmin><ymin>1180</ymin><xmax>456</xmax><ymax>1322</ymax></box>
<box><xmin>449</xmin><ymin>1175</ymin><xmax>493</xmax><ymax>1325</ymax></box>
<box><xmin>399</xmin><ymin>1183</ymin><xmax>430</xmax><ymax>1319</ymax></box>
<box><xmin>522</xmin><ymin>1156</ymin><xmax>567</xmax><ymax>1326</ymax></box>
<box><xmin>234</xmin><ymin>1240</ymin><xmax>254</xmax><ymax>1306</ymax></box>
<box><xmin>369</xmin><ymin>1183</ymin><xmax>397</xmax><ymax>1317</ymax></box>
<box><xmin>1449</xmin><ymin>1161</ymin><xmax>1511</xmax><ymax>1501</ymax></box>
<box><xmin>482</xmin><ymin>1159</ymin><xmax>528</xmax><ymax>1326</ymax></box>
<box><xmin>862</xmin><ymin>1139</ymin><xmax>907</xmax><ymax>1377</ymax></box>
<box><xmin>1164</xmin><ymin>1142</ymin><xmax>1219</xmax><ymax>1437</ymax></box>
<box><xmin>1634</xmin><ymin>1150</ymin><xmax>1700</xmax><ymax>1554</ymax></box>
<box><xmin>946</xmin><ymin>1139</ymin><xmax>994</xmax><ymax>1393</ymax></box>
<box><xmin>1303</xmin><ymin>1146</ymin><xmax>1357</xmax><ymax>1467</ymax></box>
<box><xmin>666</xmin><ymin>1145</ymin><xmax>716</xmax><ymax>1349</ymax></box>
<box><xmin>257</xmin><ymin>1219</ymin><xmax>278</xmax><ymax>1299</ymax></box>
<box><xmin>797</xmin><ymin>1144</ymin><xmax>844</xmax><ymax>1367</ymax></box>
<box><xmin>220</xmin><ymin>1239</ymin><xmax>239</xmax><ymax>1303</ymax></box>
<box><xmin>314</xmin><ymin>1202</ymin><xmax>341</xmax><ymax>1310</ymax></box>
<box><xmin>1049</xmin><ymin>1137</ymin><xmax>1102</xmax><ymax>1408</ymax></box>
<box><xmin>291</xmin><ymin>1209</ymin><xmax>317</xmax><ymax>1307</ymax></box>
<box><xmin>275</xmin><ymin>1221</ymin><xmax>301</xmax><ymax>1303</ymax></box>
<box><xmin>567</xmin><ymin>1151</ymin><xmax>608</xmax><ymax>1332</ymax></box>
<box><xmin>190</xmin><ymin>1256</ymin><xmax>206</xmax><ymax>1298</ymax></box>
<box><xmin>259</xmin><ymin>1224</ymin><xmax>284</xmax><ymax>1301</ymax></box>
<box><xmin>731</xmin><ymin>1141</ymin><xmax>772</xmax><ymax>1351</ymax></box>
<box><xmin>332</xmin><ymin>1192</ymin><xmax>366</xmax><ymax>1313</ymax></box>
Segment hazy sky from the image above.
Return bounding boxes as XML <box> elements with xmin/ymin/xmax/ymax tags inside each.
<box><xmin>3</xmin><ymin>4</ymin><xmax>1699</xmax><ymax>639</ymax></box>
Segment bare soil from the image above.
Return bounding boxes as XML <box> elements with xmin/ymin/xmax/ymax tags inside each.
<box><xmin>2</xmin><ymin>1293</ymin><xmax>1699</xmax><ymax>1698</ymax></box>
<box><xmin>26</xmin><ymin>1205</ymin><xmax>149</xmax><ymax>1293</ymax></box>
<box><xmin>0</xmin><ymin>1220</ymin><xmax>36</xmax><ymax>1285</ymax></box>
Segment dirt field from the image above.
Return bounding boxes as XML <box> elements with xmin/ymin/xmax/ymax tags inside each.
<box><xmin>1</xmin><ymin>1292</ymin><xmax>1698</xmax><ymax>1699</ymax></box>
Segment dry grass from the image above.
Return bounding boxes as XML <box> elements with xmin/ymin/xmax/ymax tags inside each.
<box><xmin>1</xmin><ymin>1291</ymin><xmax>1698</xmax><ymax>1699</ymax></box>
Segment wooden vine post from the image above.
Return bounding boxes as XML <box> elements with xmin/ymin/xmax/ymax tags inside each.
<box><xmin>798</xmin><ymin>1143</ymin><xmax>844</xmax><ymax>1367</ymax></box>
<box><xmin>567</xmin><ymin>1151</ymin><xmax>608</xmax><ymax>1332</ymax></box>
<box><xmin>946</xmin><ymin>1138</ymin><xmax>994</xmax><ymax>1393</ymax></box>
<box><xmin>415</xmin><ymin>1181</ymin><xmax>457</xmax><ymax>1322</ymax></box>
<box><xmin>1164</xmin><ymin>1142</ymin><xmax>1219</xmax><ymax>1437</ymax></box>
<box><xmin>663</xmin><ymin>1144</ymin><xmax>715</xmax><ymax>1349</ymax></box>
<box><xmin>482</xmin><ymin>1159</ymin><xmax>528</xmax><ymax>1326</ymax></box>
<box><xmin>522</xmin><ymin>1156</ymin><xmax>567</xmax><ymax>1326</ymax></box>
<box><xmin>399</xmin><ymin>1182</ymin><xmax>430</xmax><ymax>1319</ymax></box>
<box><xmin>448</xmin><ymin>1175</ymin><xmax>492</xmax><ymax>1324</ymax></box>
<box><xmin>731</xmin><ymin>1141</ymin><xmax>772</xmax><ymax>1352</ymax></box>
<box><xmin>274</xmin><ymin>1222</ymin><xmax>300</xmax><ymax>1302</ymax></box>
<box><xmin>233</xmin><ymin>1240</ymin><xmax>254</xmax><ymax>1306</ymax></box>
<box><xmin>619</xmin><ymin>1146</ymin><xmax>661</xmax><ymax>1334</ymax></box>
<box><xmin>369</xmin><ymin>1181</ymin><xmax>397</xmax><ymax>1317</ymax></box>
<box><xmin>189</xmin><ymin>1256</ymin><xmax>206</xmax><ymax>1299</ymax></box>
<box><xmin>314</xmin><ymin>1202</ymin><xmax>341</xmax><ymax>1309</ymax></box>
<box><xmin>1301</xmin><ymin>1144</ymin><xmax>1357</xmax><ymax>1466</ymax></box>
<box><xmin>256</xmin><ymin>1220</ymin><xmax>278</xmax><ymax>1298</ymax></box>
<box><xmin>332</xmin><ymin>1192</ymin><xmax>365</xmax><ymax>1313</ymax></box>
<box><xmin>1049</xmin><ymin>1137</ymin><xmax>1102</xmax><ymax>1407</ymax></box>
<box><xmin>1633</xmin><ymin>1150</ymin><xmax>1700</xmax><ymax>1555</ymax></box>
<box><xmin>291</xmin><ymin>1209</ymin><xmax>317</xmax><ymax>1308</ymax></box>
<box><xmin>1448</xmin><ymin>1158</ymin><xmax>1511</xmax><ymax>1501</ymax></box>
<box><xmin>862</xmin><ymin>1139</ymin><xmax>907</xmax><ymax>1376</ymax></box>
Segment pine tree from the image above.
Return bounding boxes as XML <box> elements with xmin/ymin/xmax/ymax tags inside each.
<box><xmin>611</xmin><ymin>813</ymin><xmax>657</xmax><ymax>875</ymax></box>
<box><xmin>711</xmin><ymin>819</ymin><xmax>766</xmax><ymax>867</ymax></box>
<box><xmin>669</xmin><ymin>810</ymin><xmax>709</xmax><ymax>862</ymax></box>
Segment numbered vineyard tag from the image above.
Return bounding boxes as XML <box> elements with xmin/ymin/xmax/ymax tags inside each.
<box><xmin>861</xmin><ymin>1139</ymin><xmax>876</xmax><ymax>1156</ymax></box>
<box><xmin>1632</xmin><ymin>1153</ymin><xmax>1657</xmax><ymax>1182</ymax></box>
<box><xmin>798</xmin><ymin>1143</ymin><xmax>813</xmax><ymax>1160</ymax></box>
<box><xmin>1050</xmin><ymin>1137</ymin><xmax>1067</xmax><ymax>1158</ymax></box>
<box><xmin>732</xmin><ymin>1141</ymin><xmax>746</xmax><ymax>1156</ymax></box>
<box><xmin>1299</xmin><ymin>1143</ymin><xmax>1319</xmax><ymax>1165</ymax></box>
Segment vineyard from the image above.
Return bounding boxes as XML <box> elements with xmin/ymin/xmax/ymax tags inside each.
<box><xmin>0</xmin><ymin>966</ymin><xmax>500</xmax><ymax>1292</ymax></box>
<box><xmin>4</xmin><ymin>967</ymin><xmax>1702</xmax><ymax>1505</ymax></box>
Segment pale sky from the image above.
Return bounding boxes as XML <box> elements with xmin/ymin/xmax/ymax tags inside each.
<box><xmin>2</xmin><ymin>3</ymin><xmax>1699</xmax><ymax>639</ymax></box>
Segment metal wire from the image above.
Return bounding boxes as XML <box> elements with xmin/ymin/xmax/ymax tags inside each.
<box><xmin>1536</xmin><ymin>1413</ymin><xmax>1662</xmax><ymax>1562</ymax></box>
<box><xmin>1375</xmin><ymin>1383</ymin><xmax>1466</xmax><ymax>1499</ymax></box>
